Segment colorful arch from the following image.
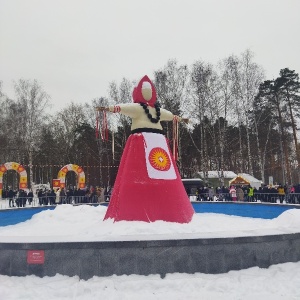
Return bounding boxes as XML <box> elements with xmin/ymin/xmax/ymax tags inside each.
<box><xmin>57</xmin><ymin>164</ymin><xmax>85</xmax><ymax>189</ymax></box>
<box><xmin>0</xmin><ymin>162</ymin><xmax>28</xmax><ymax>197</ymax></box>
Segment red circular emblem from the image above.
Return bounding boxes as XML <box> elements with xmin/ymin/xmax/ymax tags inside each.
<box><xmin>148</xmin><ymin>147</ymin><xmax>171</xmax><ymax>171</ymax></box>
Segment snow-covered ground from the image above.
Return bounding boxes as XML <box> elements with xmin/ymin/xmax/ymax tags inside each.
<box><xmin>1</xmin><ymin>205</ymin><xmax>300</xmax><ymax>299</ymax></box>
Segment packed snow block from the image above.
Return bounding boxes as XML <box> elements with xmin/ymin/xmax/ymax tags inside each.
<box><xmin>97</xmin><ymin>247</ymin><xmax>120</xmax><ymax>277</ymax></box>
<box><xmin>27</xmin><ymin>264</ymin><xmax>44</xmax><ymax>277</ymax></box>
<box><xmin>10</xmin><ymin>250</ymin><xmax>28</xmax><ymax>277</ymax></box>
<box><xmin>1</xmin><ymin>234</ymin><xmax>300</xmax><ymax>278</ymax></box>
<box><xmin>79</xmin><ymin>249</ymin><xmax>98</xmax><ymax>279</ymax></box>
<box><xmin>0</xmin><ymin>250</ymin><xmax>11</xmax><ymax>275</ymax></box>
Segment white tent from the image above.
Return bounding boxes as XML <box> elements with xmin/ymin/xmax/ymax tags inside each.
<box><xmin>196</xmin><ymin>171</ymin><xmax>237</xmax><ymax>188</ymax></box>
<box><xmin>229</xmin><ymin>173</ymin><xmax>262</xmax><ymax>189</ymax></box>
<box><xmin>197</xmin><ymin>171</ymin><xmax>237</xmax><ymax>179</ymax></box>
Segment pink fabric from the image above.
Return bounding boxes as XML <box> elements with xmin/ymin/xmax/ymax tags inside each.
<box><xmin>104</xmin><ymin>133</ymin><xmax>194</xmax><ymax>223</ymax></box>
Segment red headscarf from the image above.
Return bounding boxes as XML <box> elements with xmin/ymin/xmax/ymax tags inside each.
<box><xmin>132</xmin><ymin>75</ymin><xmax>157</xmax><ymax>107</ymax></box>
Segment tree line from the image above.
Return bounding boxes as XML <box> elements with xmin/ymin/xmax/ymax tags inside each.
<box><xmin>0</xmin><ymin>49</ymin><xmax>300</xmax><ymax>189</ymax></box>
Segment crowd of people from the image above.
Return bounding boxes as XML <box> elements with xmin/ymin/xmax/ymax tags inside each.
<box><xmin>187</xmin><ymin>184</ymin><xmax>300</xmax><ymax>204</ymax></box>
<box><xmin>2</xmin><ymin>183</ymin><xmax>300</xmax><ymax>209</ymax></box>
<box><xmin>1</xmin><ymin>186</ymin><xmax>113</xmax><ymax>208</ymax></box>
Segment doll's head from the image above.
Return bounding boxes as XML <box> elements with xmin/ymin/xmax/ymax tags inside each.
<box><xmin>132</xmin><ymin>75</ymin><xmax>157</xmax><ymax>107</ymax></box>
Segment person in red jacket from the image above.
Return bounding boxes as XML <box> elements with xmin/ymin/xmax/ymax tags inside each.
<box><xmin>229</xmin><ymin>186</ymin><xmax>237</xmax><ymax>201</ymax></box>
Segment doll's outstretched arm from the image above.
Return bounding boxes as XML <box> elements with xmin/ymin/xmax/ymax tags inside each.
<box><xmin>96</xmin><ymin>104</ymin><xmax>138</xmax><ymax>117</ymax></box>
<box><xmin>95</xmin><ymin>106</ymin><xmax>120</xmax><ymax>113</ymax></box>
<box><xmin>173</xmin><ymin>115</ymin><xmax>189</xmax><ymax>124</ymax></box>
<box><xmin>96</xmin><ymin>106</ymin><xmax>109</xmax><ymax>112</ymax></box>
<box><xmin>160</xmin><ymin>108</ymin><xmax>189</xmax><ymax>124</ymax></box>
<box><xmin>181</xmin><ymin>117</ymin><xmax>189</xmax><ymax>124</ymax></box>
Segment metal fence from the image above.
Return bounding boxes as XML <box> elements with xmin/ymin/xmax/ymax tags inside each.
<box><xmin>1</xmin><ymin>192</ymin><xmax>300</xmax><ymax>210</ymax></box>
<box><xmin>0</xmin><ymin>195</ymin><xmax>110</xmax><ymax>209</ymax></box>
<box><xmin>187</xmin><ymin>192</ymin><xmax>300</xmax><ymax>204</ymax></box>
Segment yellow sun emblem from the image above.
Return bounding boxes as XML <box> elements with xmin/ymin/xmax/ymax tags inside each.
<box><xmin>149</xmin><ymin>147</ymin><xmax>171</xmax><ymax>171</ymax></box>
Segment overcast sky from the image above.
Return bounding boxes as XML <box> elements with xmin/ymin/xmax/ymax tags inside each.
<box><xmin>1</xmin><ymin>0</ymin><xmax>300</xmax><ymax>112</ymax></box>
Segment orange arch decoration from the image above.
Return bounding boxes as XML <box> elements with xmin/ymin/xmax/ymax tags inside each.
<box><xmin>0</xmin><ymin>162</ymin><xmax>28</xmax><ymax>197</ymax></box>
<box><xmin>57</xmin><ymin>164</ymin><xmax>85</xmax><ymax>189</ymax></box>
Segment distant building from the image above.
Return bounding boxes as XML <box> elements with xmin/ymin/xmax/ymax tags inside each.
<box><xmin>229</xmin><ymin>173</ymin><xmax>263</xmax><ymax>190</ymax></box>
<box><xmin>196</xmin><ymin>171</ymin><xmax>237</xmax><ymax>188</ymax></box>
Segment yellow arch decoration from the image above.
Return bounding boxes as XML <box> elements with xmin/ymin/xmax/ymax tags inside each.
<box><xmin>57</xmin><ymin>164</ymin><xmax>85</xmax><ymax>189</ymax></box>
<box><xmin>0</xmin><ymin>162</ymin><xmax>28</xmax><ymax>198</ymax></box>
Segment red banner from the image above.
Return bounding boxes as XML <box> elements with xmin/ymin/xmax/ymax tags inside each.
<box><xmin>52</xmin><ymin>179</ymin><xmax>60</xmax><ymax>188</ymax></box>
<box><xmin>27</xmin><ymin>250</ymin><xmax>45</xmax><ymax>264</ymax></box>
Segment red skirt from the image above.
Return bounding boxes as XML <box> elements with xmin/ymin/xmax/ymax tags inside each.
<box><xmin>104</xmin><ymin>132</ymin><xmax>194</xmax><ymax>223</ymax></box>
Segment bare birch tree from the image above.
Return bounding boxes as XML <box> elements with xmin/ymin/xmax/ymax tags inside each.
<box><xmin>14</xmin><ymin>79</ymin><xmax>50</xmax><ymax>188</ymax></box>
<box><xmin>108</xmin><ymin>78</ymin><xmax>134</xmax><ymax>161</ymax></box>
<box><xmin>239</xmin><ymin>50</ymin><xmax>264</xmax><ymax>176</ymax></box>
<box><xmin>154</xmin><ymin>59</ymin><xmax>189</xmax><ymax>172</ymax></box>
<box><xmin>216</xmin><ymin>58</ymin><xmax>237</xmax><ymax>185</ymax></box>
<box><xmin>276</xmin><ymin>68</ymin><xmax>300</xmax><ymax>183</ymax></box>
<box><xmin>187</xmin><ymin>61</ymin><xmax>217</xmax><ymax>183</ymax></box>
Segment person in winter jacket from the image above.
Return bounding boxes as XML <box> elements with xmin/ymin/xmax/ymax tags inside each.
<box><xmin>229</xmin><ymin>186</ymin><xmax>237</xmax><ymax>201</ymax></box>
<box><xmin>8</xmin><ymin>188</ymin><xmax>15</xmax><ymax>207</ymax></box>
<box><xmin>236</xmin><ymin>186</ymin><xmax>244</xmax><ymax>202</ymax></box>
<box><xmin>248</xmin><ymin>186</ymin><xmax>254</xmax><ymax>202</ymax></box>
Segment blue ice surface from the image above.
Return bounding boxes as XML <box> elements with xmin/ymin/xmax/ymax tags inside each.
<box><xmin>192</xmin><ymin>202</ymin><xmax>300</xmax><ymax>219</ymax></box>
<box><xmin>0</xmin><ymin>202</ymin><xmax>299</xmax><ymax>227</ymax></box>
<box><xmin>0</xmin><ymin>206</ymin><xmax>56</xmax><ymax>227</ymax></box>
